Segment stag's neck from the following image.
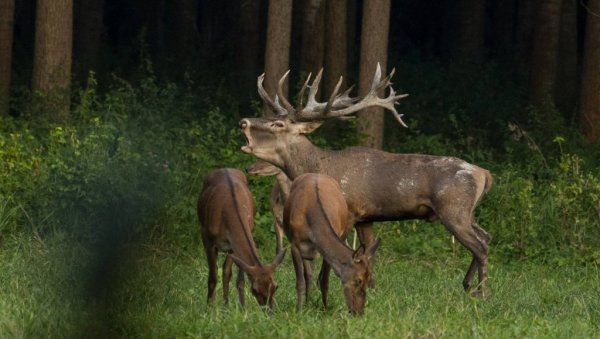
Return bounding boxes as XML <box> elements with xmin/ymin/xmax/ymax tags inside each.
<box><xmin>282</xmin><ymin>136</ymin><xmax>329</xmax><ymax>179</ymax></box>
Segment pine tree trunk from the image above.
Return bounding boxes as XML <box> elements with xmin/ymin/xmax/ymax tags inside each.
<box><xmin>528</xmin><ymin>0</ymin><xmax>562</xmax><ymax>112</ymax></box>
<box><xmin>32</xmin><ymin>0</ymin><xmax>73</xmax><ymax>119</ymax></box>
<box><xmin>300</xmin><ymin>0</ymin><xmax>325</xmax><ymax>77</ymax></box>
<box><xmin>580</xmin><ymin>0</ymin><xmax>600</xmax><ymax>145</ymax></box>
<box><xmin>264</xmin><ymin>0</ymin><xmax>292</xmax><ymax>116</ymax></box>
<box><xmin>357</xmin><ymin>0</ymin><xmax>390</xmax><ymax>149</ymax></box>
<box><xmin>457</xmin><ymin>0</ymin><xmax>486</xmax><ymax>63</ymax></box>
<box><xmin>0</xmin><ymin>0</ymin><xmax>15</xmax><ymax>116</ymax></box>
<box><xmin>555</xmin><ymin>0</ymin><xmax>578</xmax><ymax>119</ymax></box>
<box><xmin>74</xmin><ymin>0</ymin><xmax>104</xmax><ymax>82</ymax></box>
<box><xmin>324</xmin><ymin>0</ymin><xmax>347</xmax><ymax>96</ymax></box>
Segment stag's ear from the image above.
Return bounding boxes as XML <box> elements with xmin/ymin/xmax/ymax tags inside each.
<box><xmin>294</xmin><ymin>121</ymin><xmax>323</xmax><ymax>134</ymax></box>
<box><xmin>271</xmin><ymin>248</ymin><xmax>286</xmax><ymax>268</ymax></box>
<box><xmin>365</xmin><ymin>238</ymin><xmax>381</xmax><ymax>259</ymax></box>
<box><xmin>229</xmin><ymin>254</ymin><xmax>255</xmax><ymax>274</ymax></box>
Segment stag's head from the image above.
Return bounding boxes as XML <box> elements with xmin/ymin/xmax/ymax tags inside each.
<box><xmin>340</xmin><ymin>239</ymin><xmax>381</xmax><ymax>315</ymax></box>
<box><xmin>230</xmin><ymin>249</ymin><xmax>286</xmax><ymax>308</ymax></box>
<box><xmin>239</xmin><ymin>63</ymin><xmax>408</xmax><ymax>166</ymax></box>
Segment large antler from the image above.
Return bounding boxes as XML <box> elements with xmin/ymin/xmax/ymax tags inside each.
<box><xmin>257</xmin><ymin>63</ymin><xmax>408</xmax><ymax>126</ymax></box>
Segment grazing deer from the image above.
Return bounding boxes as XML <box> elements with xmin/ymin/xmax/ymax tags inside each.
<box><xmin>246</xmin><ymin>160</ymin><xmax>292</xmax><ymax>255</ymax></box>
<box><xmin>197</xmin><ymin>168</ymin><xmax>286</xmax><ymax>308</ymax></box>
<box><xmin>284</xmin><ymin>173</ymin><xmax>379</xmax><ymax>314</ymax></box>
<box><xmin>239</xmin><ymin>64</ymin><xmax>492</xmax><ymax>296</ymax></box>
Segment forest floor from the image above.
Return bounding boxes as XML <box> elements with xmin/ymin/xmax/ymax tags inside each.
<box><xmin>0</xmin><ymin>233</ymin><xmax>598</xmax><ymax>338</ymax></box>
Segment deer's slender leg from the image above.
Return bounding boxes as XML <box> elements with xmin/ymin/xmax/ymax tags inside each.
<box><xmin>222</xmin><ymin>255</ymin><xmax>233</xmax><ymax>305</ymax></box>
<box><xmin>205</xmin><ymin>245</ymin><xmax>218</xmax><ymax>304</ymax></box>
<box><xmin>355</xmin><ymin>222</ymin><xmax>377</xmax><ymax>288</ymax></box>
<box><xmin>303</xmin><ymin>259</ymin><xmax>313</xmax><ymax>304</ymax></box>
<box><xmin>317</xmin><ymin>259</ymin><xmax>331</xmax><ymax>308</ymax></box>
<box><xmin>236</xmin><ymin>266</ymin><xmax>246</xmax><ymax>307</ymax></box>
<box><xmin>291</xmin><ymin>245</ymin><xmax>306</xmax><ymax>311</ymax></box>
<box><xmin>274</xmin><ymin>219</ymin><xmax>284</xmax><ymax>255</ymax></box>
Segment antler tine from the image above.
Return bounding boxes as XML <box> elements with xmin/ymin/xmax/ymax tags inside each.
<box><xmin>321</xmin><ymin>76</ymin><xmax>344</xmax><ymax>117</ymax></box>
<box><xmin>296</xmin><ymin>72</ymin><xmax>312</xmax><ymax>111</ymax></box>
<box><xmin>332</xmin><ymin>85</ymin><xmax>358</xmax><ymax>109</ymax></box>
<box><xmin>305</xmin><ymin>68</ymin><xmax>324</xmax><ymax>111</ymax></box>
<box><xmin>257</xmin><ymin>73</ymin><xmax>288</xmax><ymax>116</ymax></box>
<box><xmin>322</xmin><ymin>64</ymin><xmax>409</xmax><ymax>127</ymax></box>
<box><xmin>277</xmin><ymin>70</ymin><xmax>294</xmax><ymax>113</ymax></box>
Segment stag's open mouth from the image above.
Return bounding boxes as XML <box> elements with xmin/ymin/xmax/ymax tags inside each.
<box><xmin>239</xmin><ymin>120</ymin><xmax>253</xmax><ymax>154</ymax></box>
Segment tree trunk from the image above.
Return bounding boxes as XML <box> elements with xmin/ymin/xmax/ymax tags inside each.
<box><xmin>74</xmin><ymin>0</ymin><xmax>104</xmax><ymax>83</ymax></box>
<box><xmin>299</xmin><ymin>0</ymin><xmax>325</xmax><ymax>78</ymax></box>
<box><xmin>555</xmin><ymin>0</ymin><xmax>578</xmax><ymax>119</ymax></box>
<box><xmin>32</xmin><ymin>0</ymin><xmax>73</xmax><ymax>119</ymax></box>
<box><xmin>324</xmin><ymin>0</ymin><xmax>347</xmax><ymax>96</ymax></box>
<box><xmin>357</xmin><ymin>0</ymin><xmax>390</xmax><ymax>149</ymax></box>
<box><xmin>528</xmin><ymin>0</ymin><xmax>562</xmax><ymax>113</ymax></box>
<box><xmin>263</xmin><ymin>0</ymin><xmax>292</xmax><ymax>116</ymax></box>
<box><xmin>239</xmin><ymin>0</ymin><xmax>262</xmax><ymax>101</ymax></box>
<box><xmin>457</xmin><ymin>0</ymin><xmax>486</xmax><ymax>63</ymax></box>
<box><xmin>580</xmin><ymin>0</ymin><xmax>600</xmax><ymax>145</ymax></box>
<box><xmin>0</xmin><ymin>0</ymin><xmax>15</xmax><ymax>116</ymax></box>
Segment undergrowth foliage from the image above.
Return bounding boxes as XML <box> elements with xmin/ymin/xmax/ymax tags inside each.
<box><xmin>1</xmin><ymin>68</ymin><xmax>600</xmax><ymax>262</ymax></box>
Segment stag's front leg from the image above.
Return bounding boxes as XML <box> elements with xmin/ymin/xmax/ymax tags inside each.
<box><xmin>291</xmin><ymin>245</ymin><xmax>306</xmax><ymax>311</ymax></box>
<box><xmin>303</xmin><ymin>259</ymin><xmax>313</xmax><ymax>305</ymax></box>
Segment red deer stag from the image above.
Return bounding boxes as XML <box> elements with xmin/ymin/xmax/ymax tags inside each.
<box><xmin>284</xmin><ymin>173</ymin><xmax>379</xmax><ymax>314</ymax></box>
<box><xmin>246</xmin><ymin>160</ymin><xmax>292</xmax><ymax>255</ymax></box>
<box><xmin>197</xmin><ymin>168</ymin><xmax>286</xmax><ymax>308</ymax></box>
<box><xmin>239</xmin><ymin>64</ymin><xmax>492</xmax><ymax>296</ymax></box>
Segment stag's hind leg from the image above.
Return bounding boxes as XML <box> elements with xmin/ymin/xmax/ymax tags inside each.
<box><xmin>439</xmin><ymin>213</ymin><xmax>489</xmax><ymax>296</ymax></box>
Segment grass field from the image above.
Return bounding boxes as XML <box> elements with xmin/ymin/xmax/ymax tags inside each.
<box><xmin>0</xmin><ymin>231</ymin><xmax>598</xmax><ymax>338</ymax></box>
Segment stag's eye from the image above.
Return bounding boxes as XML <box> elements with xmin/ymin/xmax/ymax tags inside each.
<box><xmin>270</xmin><ymin>120</ymin><xmax>285</xmax><ymax>128</ymax></box>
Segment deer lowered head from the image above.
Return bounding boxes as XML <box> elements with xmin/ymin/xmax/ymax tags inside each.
<box><xmin>197</xmin><ymin>168</ymin><xmax>285</xmax><ymax>308</ymax></box>
<box><xmin>283</xmin><ymin>173</ymin><xmax>380</xmax><ymax>315</ymax></box>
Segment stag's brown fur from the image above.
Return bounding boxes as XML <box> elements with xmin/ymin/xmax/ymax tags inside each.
<box><xmin>284</xmin><ymin>173</ymin><xmax>380</xmax><ymax>314</ymax></box>
<box><xmin>197</xmin><ymin>168</ymin><xmax>285</xmax><ymax>308</ymax></box>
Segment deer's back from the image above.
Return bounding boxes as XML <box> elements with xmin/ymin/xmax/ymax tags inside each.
<box><xmin>198</xmin><ymin>168</ymin><xmax>256</xmax><ymax>248</ymax></box>
<box><xmin>285</xmin><ymin>173</ymin><xmax>349</xmax><ymax>244</ymax></box>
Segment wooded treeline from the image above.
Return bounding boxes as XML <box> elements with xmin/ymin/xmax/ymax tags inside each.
<box><xmin>1</xmin><ymin>0</ymin><xmax>600</xmax><ymax>146</ymax></box>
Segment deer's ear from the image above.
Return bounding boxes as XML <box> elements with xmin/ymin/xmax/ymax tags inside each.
<box><xmin>295</xmin><ymin>121</ymin><xmax>323</xmax><ymax>134</ymax></box>
<box><xmin>365</xmin><ymin>238</ymin><xmax>381</xmax><ymax>259</ymax></box>
<box><xmin>271</xmin><ymin>248</ymin><xmax>286</xmax><ymax>268</ymax></box>
<box><xmin>229</xmin><ymin>254</ymin><xmax>254</xmax><ymax>274</ymax></box>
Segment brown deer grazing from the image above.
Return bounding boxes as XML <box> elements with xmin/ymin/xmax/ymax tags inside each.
<box><xmin>239</xmin><ymin>64</ymin><xmax>492</xmax><ymax>296</ymax></box>
<box><xmin>246</xmin><ymin>160</ymin><xmax>292</xmax><ymax>255</ymax></box>
<box><xmin>197</xmin><ymin>168</ymin><xmax>286</xmax><ymax>308</ymax></box>
<box><xmin>284</xmin><ymin>173</ymin><xmax>380</xmax><ymax>314</ymax></box>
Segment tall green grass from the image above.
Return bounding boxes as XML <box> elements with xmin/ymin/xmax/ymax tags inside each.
<box><xmin>0</xmin><ymin>232</ymin><xmax>598</xmax><ymax>337</ymax></box>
